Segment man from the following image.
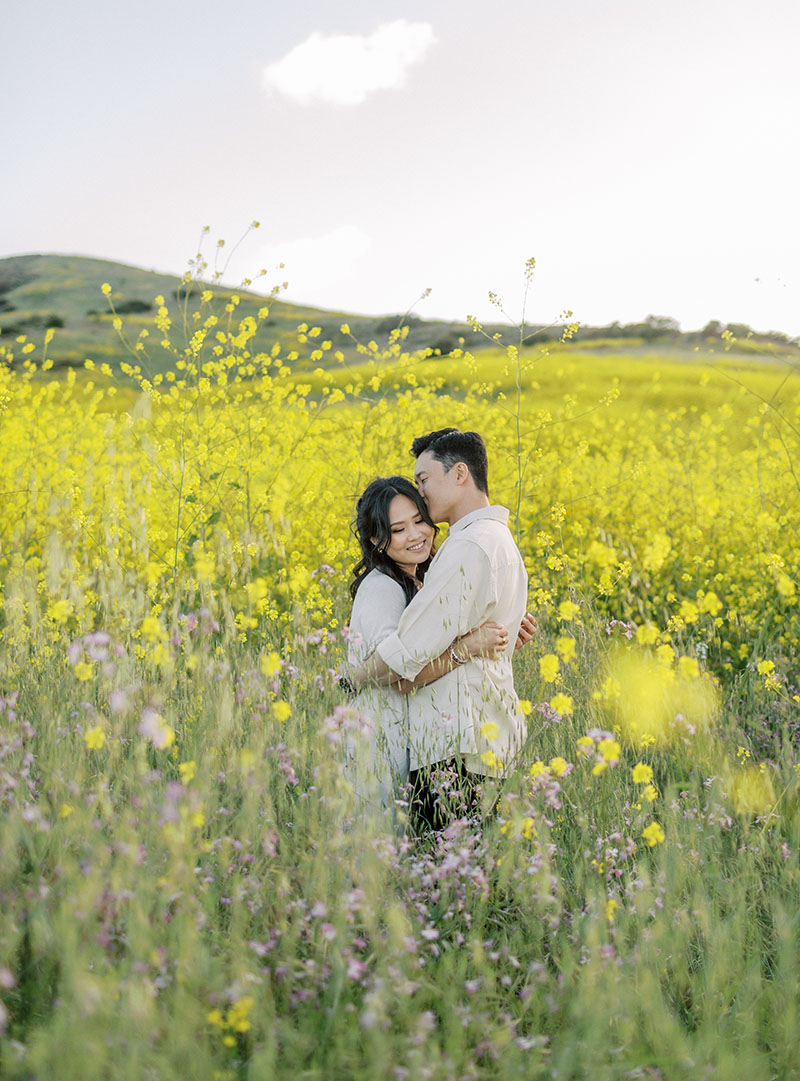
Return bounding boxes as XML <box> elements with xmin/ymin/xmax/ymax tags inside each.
<box><xmin>351</xmin><ymin>428</ymin><xmax>529</xmax><ymax>826</ymax></box>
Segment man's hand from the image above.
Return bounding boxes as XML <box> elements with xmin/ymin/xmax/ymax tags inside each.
<box><xmin>459</xmin><ymin>620</ymin><xmax>509</xmax><ymax>659</ymax></box>
<box><xmin>514</xmin><ymin>612</ymin><xmax>538</xmax><ymax>650</ymax></box>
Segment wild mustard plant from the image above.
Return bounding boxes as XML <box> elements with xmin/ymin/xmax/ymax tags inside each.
<box><xmin>0</xmin><ymin>270</ymin><xmax>799</xmax><ymax>1079</ymax></box>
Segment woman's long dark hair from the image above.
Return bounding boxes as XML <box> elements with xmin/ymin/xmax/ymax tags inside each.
<box><xmin>350</xmin><ymin>476</ymin><xmax>438</xmax><ymax>607</ymax></box>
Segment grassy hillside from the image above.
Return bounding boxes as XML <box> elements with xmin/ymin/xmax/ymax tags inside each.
<box><xmin>1</xmin><ymin>253</ymin><xmax>797</xmax><ymax>381</ymax></box>
<box><xmin>0</xmin><ymin>254</ymin><xmax>500</xmax><ymax>377</ymax></box>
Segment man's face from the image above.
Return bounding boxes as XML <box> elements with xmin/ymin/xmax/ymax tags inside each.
<box><xmin>414</xmin><ymin>450</ymin><xmax>455</xmax><ymax>524</ymax></box>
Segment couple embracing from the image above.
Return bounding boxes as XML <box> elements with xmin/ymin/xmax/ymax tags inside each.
<box><xmin>343</xmin><ymin>428</ymin><xmax>534</xmax><ymax>831</ymax></box>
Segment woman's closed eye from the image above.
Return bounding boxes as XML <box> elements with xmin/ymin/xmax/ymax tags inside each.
<box><xmin>393</xmin><ymin>518</ymin><xmax>424</xmax><ymax>535</ymax></box>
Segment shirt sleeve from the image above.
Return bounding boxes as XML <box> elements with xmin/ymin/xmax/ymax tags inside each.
<box><xmin>376</xmin><ymin>540</ymin><xmax>492</xmax><ymax>680</ymax></box>
<box><xmin>348</xmin><ymin>573</ymin><xmax>407</xmax><ymax>659</ymax></box>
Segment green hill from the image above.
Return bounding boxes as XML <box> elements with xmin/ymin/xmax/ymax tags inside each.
<box><xmin>1</xmin><ymin>253</ymin><xmax>796</xmax><ymax>378</ymax></box>
<box><xmin>0</xmin><ymin>254</ymin><xmax>494</xmax><ymax>377</ymax></box>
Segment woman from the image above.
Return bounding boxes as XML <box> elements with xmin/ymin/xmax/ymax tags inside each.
<box><xmin>344</xmin><ymin>475</ymin><xmax>519</xmax><ymax>820</ymax></box>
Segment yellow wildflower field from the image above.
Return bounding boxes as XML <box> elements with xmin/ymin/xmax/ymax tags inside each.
<box><xmin>1</xmin><ymin>300</ymin><xmax>797</xmax><ymax>664</ymax></box>
<box><xmin>0</xmin><ymin>296</ymin><xmax>799</xmax><ymax>1079</ymax></box>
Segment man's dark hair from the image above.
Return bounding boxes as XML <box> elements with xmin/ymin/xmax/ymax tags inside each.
<box><xmin>411</xmin><ymin>428</ymin><xmax>489</xmax><ymax>496</ymax></box>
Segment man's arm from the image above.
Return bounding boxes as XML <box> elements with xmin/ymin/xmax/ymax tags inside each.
<box><xmin>351</xmin><ymin>618</ymin><xmax>508</xmax><ymax>692</ymax></box>
<box><xmin>364</xmin><ymin>541</ymin><xmax>493</xmax><ymax>686</ymax></box>
<box><xmin>392</xmin><ymin>625</ymin><xmax>489</xmax><ymax>693</ymax></box>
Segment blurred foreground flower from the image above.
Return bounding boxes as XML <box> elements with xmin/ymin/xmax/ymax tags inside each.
<box><xmin>727</xmin><ymin>765</ymin><xmax>776</xmax><ymax>817</ymax></box>
<box><xmin>558</xmin><ymin>600</ymin><xmax>580</xmax><ymax>621</ymax></box>
<box><xmin>179</xmin><ymin>760</ymin><xmax>197</xmax><ymax>784</ymax></box>
<box><xmin>549</xmin><ymin>692</ymin><xmax>573</xmax><ymax>716</ymax></box>
<box><xmin>138</xmin><ymin>708</ymin><xmax>175</xmax><ymax>749</ymax></box>
<box><xmin>642</xmin><ymin>821</ymin><xmax>665</xmax><ymax>847</ymax></box>
<box><xmin>74</xmin><ymin>661</ymin><xmax>93</xmax><ymax>682</ymax></box>
<box><xmin>596</xmin><ymin>647</ymin><xmax>719</xmax><ymax>748</ymax></box>
<box><xmin>260</xmin><ymin>651</ymin><xmax>282</xmax><ymax>678</ymax></box>
<box><xmin>577</xmin><ymin>729</ymin><xmax>621</xmax><ymax>775</ymax></box>
<box><xmin>84</xmin><ymin>726</ymin><xmax>106</xmax><ymax>750</ymax></box>
<box><xmin>631</xmin><ymin>762</ymin><xmax>653</xmax><ymax>785</ymax></box>
<box><xmin>272</xmin><ymin>700</ymin><xmax>291</xmax><ymax>723</ymax></box>
<box><xmin>540</xmin><ymin>654</ymin><xmax>560</xmax><ymax>682</ymax></box>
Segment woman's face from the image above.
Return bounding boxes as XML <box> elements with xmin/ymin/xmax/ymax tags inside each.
<box><xmin>379</xmin><ymin>493</ymin><xmax>434</xmax><ymax>577</ymax></box>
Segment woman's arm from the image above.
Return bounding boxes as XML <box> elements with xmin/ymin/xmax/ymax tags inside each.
<box><xmin>348</xmin><ymin>615</ymin><xmax>539</xmax><ymax>694</ymax></box>
<box><xmin>390</xmin><ymin>621</ymin><xmax>509</xmax><ymax>694</ymax></box>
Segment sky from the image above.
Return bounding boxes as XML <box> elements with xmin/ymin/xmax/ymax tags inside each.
<box><xmin>4</xmin><ymin>0</ymin><xmax>800</xmax><ymax>335</ymax></box>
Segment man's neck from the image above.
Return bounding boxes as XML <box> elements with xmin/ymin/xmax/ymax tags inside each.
<box><xmin>448</xmin><ymin>493</ymin><xmax>490</xmax><ymax>526</ymax></box>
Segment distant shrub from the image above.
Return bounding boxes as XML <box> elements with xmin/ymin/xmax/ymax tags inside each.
<box><xmin>114</xmin><ymin>299</ymin><xmax>153</xmax><ymax>314</ymax></box>
<box><xmin>428</xmin><ymin>334</ymin><xmax>460</xmax><ymax>355</ymax></box>
<box><xmin>8</xmin><ymin>312</ymin><xmax>65</xmax><ymax>330</ymax></box>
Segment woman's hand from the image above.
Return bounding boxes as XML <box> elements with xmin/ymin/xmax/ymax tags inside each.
<box><xmin>338</xmin><ymin>662</ymin><xmax>366</xmax><ymax>694</ymax></box>
<box><xmin>514</xmin><ymin>612</ymin><xmax>538</xmax><ymax>651</ymax></box>
<box><xmin>458</xmin><ymin>620</ymin><xmax>509</xmax><ymax>660</ymax></box>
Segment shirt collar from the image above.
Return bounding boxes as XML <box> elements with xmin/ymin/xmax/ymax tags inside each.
<box><xmin>447</xmin><ymin>504</ymin><xmax>510</xmax><ymax>536</ymax></box>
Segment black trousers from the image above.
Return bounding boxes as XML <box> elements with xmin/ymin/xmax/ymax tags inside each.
<box><xmin>406</xmin><ymin>758</ymin><xmax>480</xmax><ymax>833</ymax></box>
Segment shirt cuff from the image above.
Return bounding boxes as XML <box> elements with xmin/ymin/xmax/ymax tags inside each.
<box><xmin>376</xmin><ymin>633</ymin><xmax>426</xmax><ymax>681</ymax></box>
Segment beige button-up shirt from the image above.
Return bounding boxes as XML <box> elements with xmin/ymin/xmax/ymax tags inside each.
<box><xmin>376</xmin><ymin>505</ymin><xmax>528</xmax><ymax>773</ymax></box>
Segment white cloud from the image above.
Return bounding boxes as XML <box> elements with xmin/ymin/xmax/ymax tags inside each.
<box><xmin>259</xmin><ymin>225</ymin><xmax>372</xmax><ymax>301</ymax></box>
<box><xmin>262</xmin><ymin>20</ymin><xmax>436</xmax><ymax>106</ymax></box>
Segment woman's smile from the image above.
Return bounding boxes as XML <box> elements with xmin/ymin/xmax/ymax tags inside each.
<box><xmin>382</xmin><ymin>493</ymin><xmax>434</xmax><ymax>575</ymax></box>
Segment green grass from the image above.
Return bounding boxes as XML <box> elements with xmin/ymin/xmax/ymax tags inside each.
<box><xmin>1</xmin><ymin>594</ymin><xmax>799</xmax><ymax>1081</ymax></box>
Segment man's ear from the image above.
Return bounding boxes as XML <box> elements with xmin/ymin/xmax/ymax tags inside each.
<box><xmin>454</xmin><ymin>462</ymin><xmax>470</xmax><ymax>486</ymax></box>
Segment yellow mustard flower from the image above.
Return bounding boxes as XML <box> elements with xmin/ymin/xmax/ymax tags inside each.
<box><xmin>556</xmin><ymin>636</ymin><xmax>576</xmax><ymax>664</ymax></box>
<box><xmin>539</xmin><ymin>654</ymin><xmax>560</xmax><ymax>682</ymax></box>
<box><xmin>179</xmin><ymin>760</ymin><xmax>197</xmax><ymax>784</ymax></box>
<box><xmin>260</xmin><ymin>651</ymin><xmax>282</xmax><ymax>678</ymax></box>
<box><xmin>549</xmin><ymin>693</ymin><xmax>573</xmax><ymax>716</ymax></box>
<box><xmin>84</xmin><ymin>726</ymin><xmax>106</xmax><ymax>750</ymax></box>
<box><xmin>642</xmin><ymin>821</ymin><xmax>665</xmax><ymax>847</ymax></box>
<box><xmin>631</xmin><ymin>762</ymin><xmax>654</xmax><ymax>785</ymax></box>
<box><xmin>272</xmin><ymin>701</ymin><xmax>291</xmax><ymax>723</ymax></box>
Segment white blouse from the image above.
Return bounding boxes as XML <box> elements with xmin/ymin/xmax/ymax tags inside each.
<box><xmin>347</xmin><ymin>568</ymin><xmax>410</xmax><ymax>809</ymax></box>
